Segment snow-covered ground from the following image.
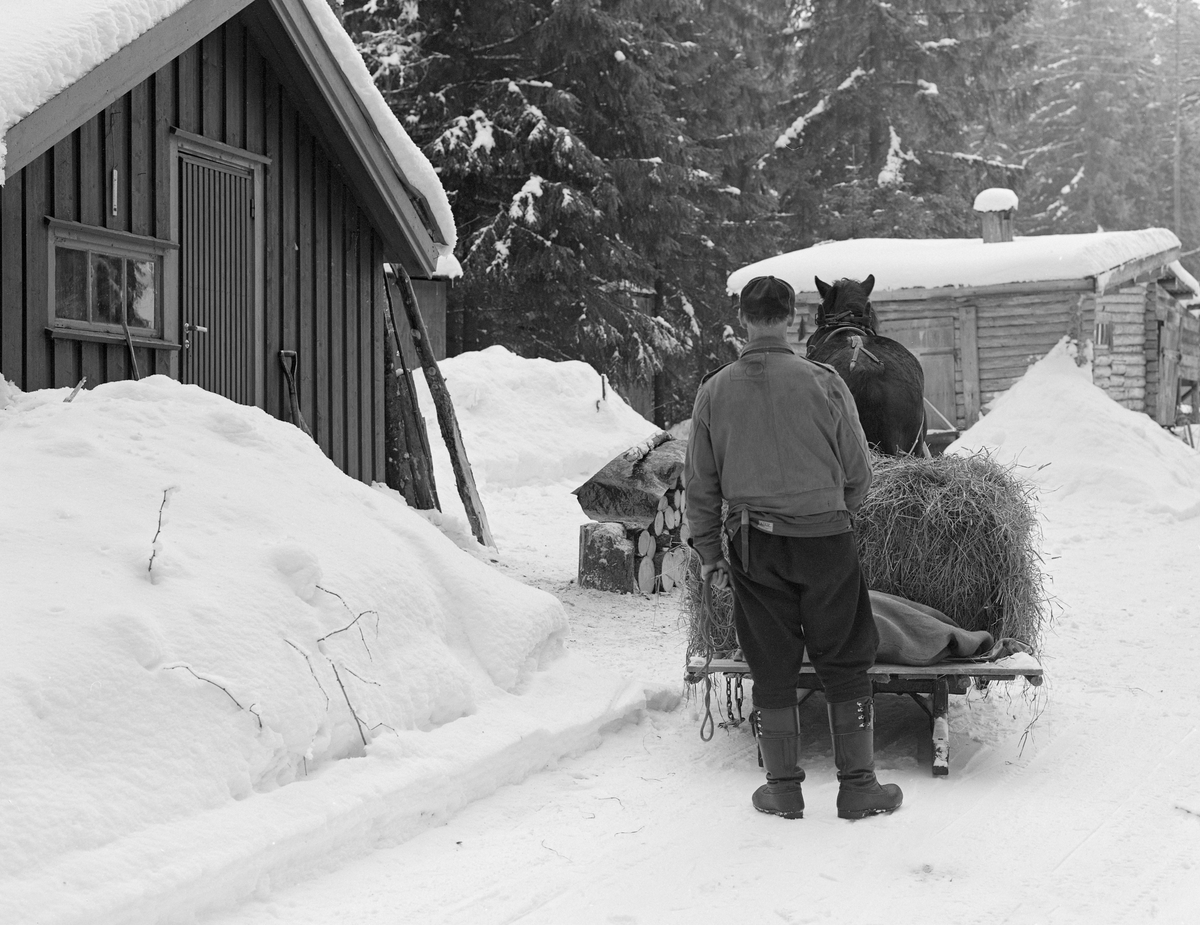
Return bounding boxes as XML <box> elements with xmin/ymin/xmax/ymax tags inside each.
<box><xmin>4</xmin><ymin>341</ymin><xmax>1200</xmax><ymax>924</ymax></box>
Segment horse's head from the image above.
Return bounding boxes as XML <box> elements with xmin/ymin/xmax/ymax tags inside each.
<box><xmin>814</xmin><ymin>275</ymin><xmax>877</xmax><ymax>331</ymax></box>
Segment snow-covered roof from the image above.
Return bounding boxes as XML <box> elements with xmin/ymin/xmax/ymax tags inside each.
<box><xmin>1167</xmin><ymin>260</ymin><xmax>1200</xmax><ymax>303</ymax></box>
<box><xmin>0</xmin><ymin>0</ymin><xmax>456</xmax><ymax>251</ymax></box>
<box><xmin>727</xmin><ymin>229</ymin><xmax>1183</xmax><ymax>298</ymax></box>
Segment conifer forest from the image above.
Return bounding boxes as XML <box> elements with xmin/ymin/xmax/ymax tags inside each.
<box><xmin>348</xmin><ymin>0</ymin><xmax>1200</xmax><ymax>426</ymax></box>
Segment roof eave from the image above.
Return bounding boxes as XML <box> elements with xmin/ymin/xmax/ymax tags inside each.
<box><xmin>1093</xmin><ymin>246</ymin><xmax>1182</xmax><ymax>295</ymax></box>
<box><xmin>4</xmin><ymin>0</ymin><xmax>256</xmax><ymax>178</ymax></box>
<box><xmin>256</xmin><ymin>0</ymin><xmax>440</xmax><ymax>275</ymax></box>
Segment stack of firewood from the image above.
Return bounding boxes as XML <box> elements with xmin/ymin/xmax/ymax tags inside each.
<box><xmin>574</xmin><ymin>434</ymin><xmax>692</xmax><ymax>595</ymax></box>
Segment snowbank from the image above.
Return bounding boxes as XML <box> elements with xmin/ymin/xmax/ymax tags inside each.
<box><xmin>950</xmin><ymin>339</ymin><xmax>1200</xmax><ymax>519</ymax></box>
<box><xmin>0</xmin><ymin>374</ymin><xmax>580</xmax><ymax>913</ymax></box>
<box><xmin>417</xmin><ymin>345</ymin><xmax>662</xmax><ymax>492</ymax></box>
<box><xmin>0</xmin><ymin>349</ymin><xmax>672</xmax><ymax>924</ymax></box>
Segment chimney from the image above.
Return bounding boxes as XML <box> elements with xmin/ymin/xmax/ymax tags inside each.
<box><xmin>973</xmin><ymin>188</ymin><xmax>1018</xmax><ymax>243</ymax></box>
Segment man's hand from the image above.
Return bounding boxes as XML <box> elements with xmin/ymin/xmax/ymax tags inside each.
<box><xmin>700</xmin><ymin>559</ymin><xmax>730</xmax><ymax>590</ymax></box>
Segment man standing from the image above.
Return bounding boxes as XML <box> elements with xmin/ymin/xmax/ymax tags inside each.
<box><xmin>684</xmin><ymin>275</ymin><xmax>902</xmax><ymax>820</ymax></box>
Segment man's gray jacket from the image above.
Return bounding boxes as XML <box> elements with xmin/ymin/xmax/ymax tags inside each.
<box><xmin>684</xmin><ymin>333</ymin><xmax>873</xmax><ymax>567</ymax></box>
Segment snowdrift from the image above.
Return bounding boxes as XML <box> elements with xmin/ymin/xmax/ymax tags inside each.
<box><xmin>0</xmin><ymin>350</ymin><xmax>672</xmax><ymax>925</ymax></box>
<box><xmin>0</xmin><ymin>376</ymin><xmax>576</xmax><ymax>894</ymax></box>
<box><xmin>950</xmin><ymin>339</ymin><xmax>1200</xmax><ymax>520</ymax></box>
<box><xmin>416</xmin><ymin>345</ymin><xmax>661</xmax><ymax>491</ymax></box>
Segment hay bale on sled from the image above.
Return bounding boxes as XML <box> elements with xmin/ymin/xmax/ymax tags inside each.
<box><xmin>855</xmin><ymin>451</ymin><xmax>1050</xmax><ymax>650</ymax></box>
<box><xmin>682</xmin><ymin>451</ymin><xmax>1051</xmax><ymax>662</ymax></box>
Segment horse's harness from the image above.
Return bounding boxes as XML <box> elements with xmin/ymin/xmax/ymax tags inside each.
<box><xmin>807</xmin><ymin>315</ymin><xmax>927</xmax><ymax>457</ymax></box>
<box><xmin>806</xmin><ymin>319</ymin><xmax>881</xmax><ymax>372</ymax></box>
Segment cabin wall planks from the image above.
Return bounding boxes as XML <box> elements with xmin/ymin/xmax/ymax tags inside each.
<box><xmin>0</xmin><ymin>12</ymin><xmax>447</xmax><ymax>485</ymax></box>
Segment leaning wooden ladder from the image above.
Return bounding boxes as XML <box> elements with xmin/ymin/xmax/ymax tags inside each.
<box><xmin>685</xmin><ymin>657</ymin><xmax>1044</xmax><ymax>776</ymax></box>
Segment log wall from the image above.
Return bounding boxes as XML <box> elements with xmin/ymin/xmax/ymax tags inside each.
<box><xmin>1092</xmin><ymin>284</ymin><xmax>1149</xmax><ymax>412</ymax></box>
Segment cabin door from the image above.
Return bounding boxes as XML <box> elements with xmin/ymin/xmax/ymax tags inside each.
<box><xmin>880</xmin><ymin>317</ymin><xmax>958</xmax><ymax>429</ymax></box>
<box><xmin>175</xmin><ymin>140</ymin><xmax>265</xmax><ymax>407</ymax></box>
<box><xmin>1158</xmin><ymin>313</ymin><xmax>1183</xmax><ymax>425</ymax></box>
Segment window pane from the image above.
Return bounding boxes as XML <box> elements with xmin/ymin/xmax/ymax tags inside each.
<box><xmin>126</xmin><ymin>258</ymin><xmax>157</xmax><ymax>330</ymax></box>
<box><xmin>92</xmin><ymin>254</ymin><xmax>124</xmax><ymax>326</ymax></box>
<box><xmin>54</xmin><ymin>247</ymin><xmax>88</xmax><ymax>321</ymax></box>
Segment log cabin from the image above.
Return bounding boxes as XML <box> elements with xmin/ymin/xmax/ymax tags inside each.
<box><xmin>727</xmin><ymin>192</ymin><xmax>1200</xmax><ymax>435</ymax></box>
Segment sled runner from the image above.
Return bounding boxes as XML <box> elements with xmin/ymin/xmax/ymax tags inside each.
<box><xmin>685</xmin><ymin>656</ymin><xmax>1044</xmax><ymax>777</ymax></box>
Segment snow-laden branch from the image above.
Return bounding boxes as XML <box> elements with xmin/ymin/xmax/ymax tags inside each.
<box><xmin>878</xmin><ymin>125</ymin><xmax>918</xmax><ymax>188</ymax></box>
<box><xmin>509</xmin><ymin>175</ymin><xmax>545</xmax><ymax>225</ymax></box>
<box><xmin>929</xmin><ymin>150</ymin><xmax>1027</xmax><ymax>171</ymax></box>
<box><xmin>774</xmin><ymin>68</ymin><xmax>869</xmax><ymax>150</ymax></box>
<box><xmin>431</xmin><ymin>110</ymin><xmax>497</xmax><ymax>159</ymax></box>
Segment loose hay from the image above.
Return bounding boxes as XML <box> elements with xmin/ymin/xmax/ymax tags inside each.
<box><xmin>855</xmin><ymin>451</ymin><xmax>1050</xmax><ymax>651</ymax></box>
<box><xmin>682</xmin><ymin>451</ymin><xmax>1052</xmax><ymax>663</ymax></box>
<box><xmin>682</xmin><ymin>548</ymin><xmax>737</xmax><ymax>662</ymax></box>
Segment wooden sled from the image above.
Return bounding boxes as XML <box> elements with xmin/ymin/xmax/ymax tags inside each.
<box><xmin>685</xmin><ymin>656</ymin><xmax>1044</xmax><ymax>777</ymax></box>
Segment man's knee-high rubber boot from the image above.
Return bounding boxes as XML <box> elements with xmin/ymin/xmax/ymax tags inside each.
<box><xmin>750</xmin><ymin>705</ymin><xmax>805</xmax><ymax>818</ymax></box>
<box><xmin>827</xmin><ymin>696</ymin><xmax>903</xmax><ymax>819</ymax></box>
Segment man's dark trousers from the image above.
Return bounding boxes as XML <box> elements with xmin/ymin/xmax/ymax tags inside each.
<box><xmin>729</xmin><ymin>528</ymin><xmax>878</xmax><ymax>709</ymax></box>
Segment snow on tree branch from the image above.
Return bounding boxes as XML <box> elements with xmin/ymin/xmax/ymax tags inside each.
<box><xmin>877</xmin><ymin>126</ymin><xmax>918</xmax><ymax>188</ymax></box>
<box><xmin>774</xmin><ymin>68</ymin><xmax>868</xmax><ymax>150</ymax></box>
<box><xmin>510</xmin><ymin>176</ymin><xmax>545</xmax><ymax>224</ymax></box>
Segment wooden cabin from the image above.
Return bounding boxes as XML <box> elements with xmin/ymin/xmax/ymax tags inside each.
<box><xmin>0</xmin><ymin>0</ymin><xmax>455</xmax><ymax>485</ymax></box>
<box><xmin>728</xmin><ymin>220</ymin><xmax>1200</xmax><ymax>432</ymax></box>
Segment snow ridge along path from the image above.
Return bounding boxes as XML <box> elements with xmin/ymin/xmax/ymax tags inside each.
<box><xmin>5</xmin><ymin>655</ymin><xmax>663</xmax><ymax>925</ymax></box>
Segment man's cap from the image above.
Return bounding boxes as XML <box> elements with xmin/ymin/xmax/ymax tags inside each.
<box><xmin>739</xmin><ymin>275</ymin><xmax>795</xmax><ymax>320</ymax></box>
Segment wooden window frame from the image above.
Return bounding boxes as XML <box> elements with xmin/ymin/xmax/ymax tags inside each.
<box><xmin>45</xmin><ymin>218</ymin><xmax>180</xmax><ymax>348</ymax></box>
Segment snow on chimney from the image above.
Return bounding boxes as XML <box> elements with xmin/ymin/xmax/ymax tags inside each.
<box><xmin>973</xmin><ymin>188</ymin><xmax>1018</xmax><ymax>243</ymax></box>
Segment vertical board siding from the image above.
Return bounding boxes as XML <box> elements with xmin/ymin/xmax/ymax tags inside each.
<box><xmin>279</xmin><ymin>89</ymin><xmax>299</xmax><ymax>423</ymax></box>
<box><xmin>0</xmin><ymin>14</ymin><xmax>431</xmax><ymax>485</ymax></box>
<box><xmin>328</xmin><ymin>177</ymin><xmax>345</xmax><ymax>472</ymax></box>
<box><xmin>342</xmin><ymin>194</ymin><xmax>360</xmax><ymax>478</ymax></box>
<box><xmin>1</xmin><ymin>174</ymin><xmax>23</xmax><ymax>383</ymax></box>
<box><xmin>313</xmin><ymin>147</ymin><xmax>331</xmax><ymax>455</ymax></box>
<box><xmin>24</xmin><ymin>158</ymin><xmax>52</xmax><ymax>388</ymax></box>
<box><xmin>262</xmin><ymin>66</ymin><xmax>283</xmax><ymax>420</ymax></box>
<box><xmin>298</xmin><ymin>127</ymin><xmax>315</xmax><ymax>436</ymax></box>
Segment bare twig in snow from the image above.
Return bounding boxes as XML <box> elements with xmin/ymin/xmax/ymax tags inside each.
<box><xmin>314</xmin><ymin>585</ymin><xmax>379</xmax><ymax>660</ymax></box>
<box><xmin>163</xmin><ymin>664</ymin><xmax>262</xmax><ymax>729</ymax></box>
<box><xmin>327</xmin><ymin>659</ymin><xmax>368</xmax><ymax>747</ymax></box>
<box><xmin>284</xmin><ymin>639</ymin><xmax>331</xmax><ymax>709</ymax></box>
<box><xmin>147</xmin><ymin>488</ymin><xmax>176</xmax><ymax>574</ymax></box>
<box><xmin>341</xmin><ymin>665</ymin><xmax>382</xmax><ymax>687</ymax></box>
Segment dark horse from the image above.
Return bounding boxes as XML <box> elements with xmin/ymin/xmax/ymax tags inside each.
<box><xmin>806</xmin><ymin>275</ymin><xmax>928</xmax><ymax>456</ymax></box>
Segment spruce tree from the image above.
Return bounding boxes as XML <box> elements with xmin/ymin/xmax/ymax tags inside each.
<box><xmin>1013</xmin><ymin>0</ymin><xmax>1200</xmax><ymax>279</ymax></box>
<box><xmin>349</xmin><ymin>0</ymin><xmax>789</xmax><ymax>423</ymax></box>
<box><xmin>1015</xmin><ymin>0</ymin><xmax>1166</xmax><ymax>234</ymax></box>
<box><xmin>763</xmin><ymin>0</ymin><xmax>1034</xmax><ymax>245</ymax></box>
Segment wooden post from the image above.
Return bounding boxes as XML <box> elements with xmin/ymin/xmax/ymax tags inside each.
<box><xmin>957</xmin><ymin>304</ymin><xmax>980</xmax><ymax>427</ymax></box>
<box><xmin>388</xmin><ymin>265</ymin><xmax>496</xmax><ymax>549</ymax></box>
<box><xmin>381</xmin><ymin>292</ymin><xmax>439</xmax><ymax>510</ymax></box>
